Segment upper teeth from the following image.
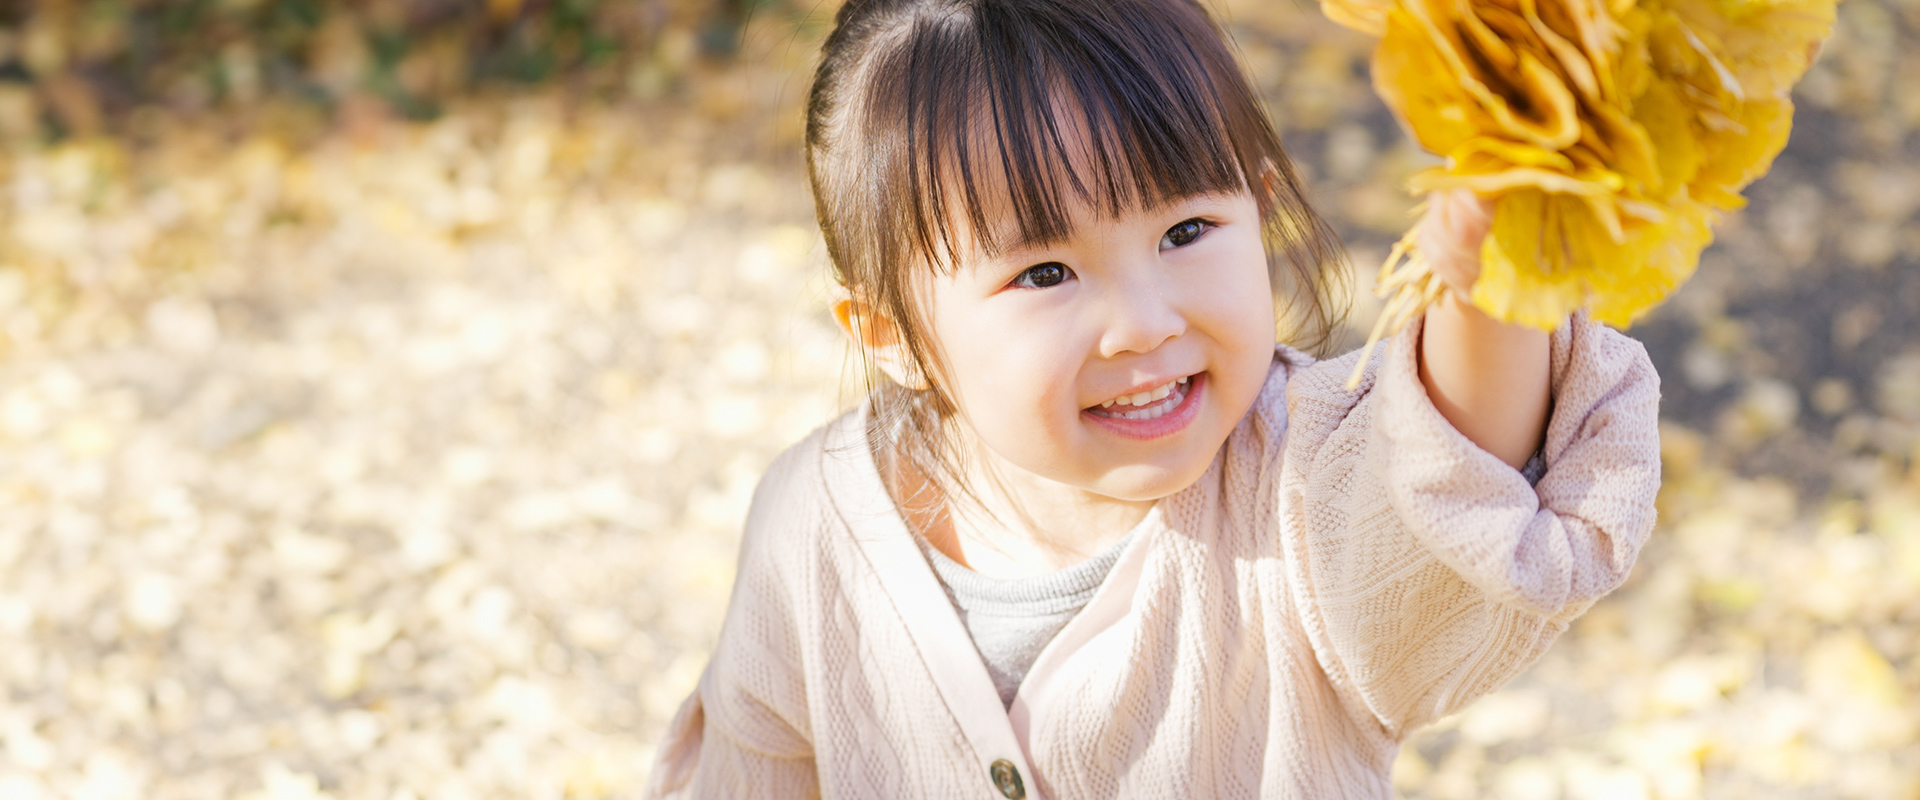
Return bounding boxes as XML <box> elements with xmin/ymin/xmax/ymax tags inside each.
<box><xmin>1100</xmin><ymin>376</ymin><xmax>1189</xmax><ymax>408</ymax></box>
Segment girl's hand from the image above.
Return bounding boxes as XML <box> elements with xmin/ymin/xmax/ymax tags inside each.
<box><xmin>1416</xmin><ymin>188</ymin><xmax>1495</xmax><ymax>298</ymax></box>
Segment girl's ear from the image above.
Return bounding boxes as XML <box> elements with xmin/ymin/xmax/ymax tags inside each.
<box><xmin>831</xmin><ymin>289</ymin><xmax>932</xmax><ymax>391</ymax></box>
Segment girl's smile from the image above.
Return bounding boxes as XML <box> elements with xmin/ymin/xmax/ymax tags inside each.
<box><xmin>1082</xmin><ymin>372</ymin><xmax>1204</xmax><ymax>440</ymax></box>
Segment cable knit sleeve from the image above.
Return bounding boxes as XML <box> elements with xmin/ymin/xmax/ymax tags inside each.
<box><xmin>643</xmin><ymin>440</ymin><xmax>823</xmax><ymax>799</ymax></box>
<box><xmin>1277</xmin><ymin>311</ymin><xmax>1661</xmax><ymax>739</ymax></box>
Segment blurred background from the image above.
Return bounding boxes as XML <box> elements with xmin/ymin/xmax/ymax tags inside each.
<box><xmin>0</xmin><ymin>0</ymin><xmax>1913</xmax><ymax>798</ymax></box>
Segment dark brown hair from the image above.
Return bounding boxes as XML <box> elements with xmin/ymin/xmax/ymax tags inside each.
<box><xmin>806</xmin><ymin>0</ymin><xmax>1347</xmax><ymax>509</ymax></box>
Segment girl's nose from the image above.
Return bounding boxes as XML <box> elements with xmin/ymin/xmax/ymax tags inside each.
<box><xmin>1097</xmin><ymin>278</ymin><xmax>1186</xmax><ymax>359</ymax></box>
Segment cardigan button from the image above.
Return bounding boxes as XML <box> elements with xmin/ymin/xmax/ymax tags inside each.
<box><xmin>989</xmin><ymin>759</ymin><xmax>1025</xmax><ymax>799</ymax></box>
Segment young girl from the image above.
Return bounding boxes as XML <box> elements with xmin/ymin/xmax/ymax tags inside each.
<box><xmin>647</xmin><ymin>0</ymin><xmax>1661</xmax><ymax>796</ymax></box>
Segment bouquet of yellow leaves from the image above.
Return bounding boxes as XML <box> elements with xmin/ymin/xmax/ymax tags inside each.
<box><xmin>1324</xmin><ymin>0</ymin><xmax>1838</xmax><ymax>379</ymax></box>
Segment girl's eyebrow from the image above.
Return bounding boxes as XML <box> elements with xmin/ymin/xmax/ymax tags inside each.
<box><xmin>987</xmin><ymin>192</ymin><xmax>1234</xmax><ymax>257</ymax></box>
<box><xmin>994</xmin><ymin>227</ymin><xmax>1070</xmax><ymax>258</ymax></box>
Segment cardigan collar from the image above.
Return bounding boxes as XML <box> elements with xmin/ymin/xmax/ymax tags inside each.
<box><xmin>820</xmin><ymin>402</ymin><xmax>1168</xmax><ymax>800</ymax></box>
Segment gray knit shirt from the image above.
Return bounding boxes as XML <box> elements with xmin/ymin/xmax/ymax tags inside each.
<box><xmin>917</xmin><ymin>531</ymin><xmax>1137</xmax><ymax>709</ymax></box>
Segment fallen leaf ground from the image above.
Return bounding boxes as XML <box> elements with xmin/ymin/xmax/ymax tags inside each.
<box><xmin>0</xmin><ymin>1</ymin><xmax>1915</xmax><ymax>798</ymax></box>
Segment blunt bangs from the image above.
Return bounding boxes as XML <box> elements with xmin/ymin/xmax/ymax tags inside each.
<box><xmin>859</xmin><ymin>0</ymin><xmax>1266</xmax><ymax>270</ymax></box>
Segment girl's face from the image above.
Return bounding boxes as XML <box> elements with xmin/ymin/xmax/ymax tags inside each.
<box><xmin>919</xmin><ymin>187</ymin><xmax>1277</xmax><ymax>503</ymax></box>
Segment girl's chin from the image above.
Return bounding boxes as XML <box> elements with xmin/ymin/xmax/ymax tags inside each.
<box><xmin>1086</xmin><ymin>454</ymin><xmax>1217</xmax><ymax>502</ymax></box>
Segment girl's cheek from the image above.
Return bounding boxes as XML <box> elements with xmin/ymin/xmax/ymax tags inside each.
<box><xmin>1208</xmin><ymin>243</ymin><xmax>1274</xmax><ymax>340</ymax></box>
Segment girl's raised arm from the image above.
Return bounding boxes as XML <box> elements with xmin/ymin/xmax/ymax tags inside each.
<box><xmin>1278</xmin><ymin>302</ymin><xmax>1660</xmax><ymax>736</ymax></box>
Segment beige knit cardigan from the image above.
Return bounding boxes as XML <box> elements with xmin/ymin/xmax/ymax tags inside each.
<box><xmin>644</xmin><ymin>313</ymin><xmax>1661</xmax><ymax>799</ymax></box>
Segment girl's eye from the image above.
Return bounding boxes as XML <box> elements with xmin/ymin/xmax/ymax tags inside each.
<box><xmin>1161</xmin><ymin>218</ymin><xmax>1211</xmax><ymax>249</ymax></box>
<box><xmin>1011</xmin><ymin>262</ymin><xmax>1074</xmax><ymax>289</ymax></box>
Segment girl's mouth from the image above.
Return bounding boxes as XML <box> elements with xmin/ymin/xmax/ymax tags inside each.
<box><xmin>1082</xmin><ymin>373</ymin><xmax>1205</xmax><ymax>440</ymax></box>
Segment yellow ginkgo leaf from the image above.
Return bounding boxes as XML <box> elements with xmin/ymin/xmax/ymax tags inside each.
<box><xmin>1326</xmin><ymin>0</ymin><xmax>1837</xmax><ymax>384</ymax></box>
